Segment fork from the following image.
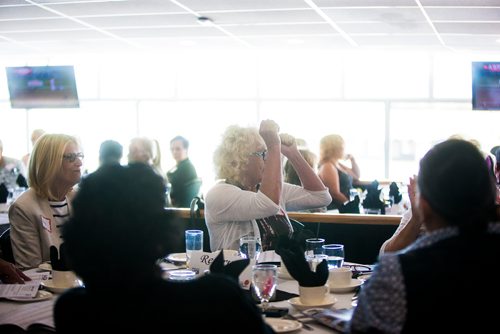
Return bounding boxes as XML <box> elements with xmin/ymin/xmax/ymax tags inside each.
<box><xmin>284</xmin><ymin>313</ymin><xmax>314</xmax><ymax>331</ymax></box>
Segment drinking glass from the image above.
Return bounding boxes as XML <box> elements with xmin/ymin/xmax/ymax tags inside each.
<box><xmin>322</xmin><ymin>244</ymin><xmax>345</xmax><ymax>269</ymax></box>
<box><xmin>185</xmin><ymin>230</ymin><xmax>203</xmax><ymax>265</ymax></box>
<box><xmin>305</xmin><ymin>238</ymin><xmax>325</xmax><ymax>261</ymax></box>
<box><xmin>239</xmin><ymin>235</ymin><xmax>262</xmax><ymax>261</ymax></box>
<box><xmin>251</xmin><ymin>264</ymin><xmax>277</xmax><ymax>311</ymax></box>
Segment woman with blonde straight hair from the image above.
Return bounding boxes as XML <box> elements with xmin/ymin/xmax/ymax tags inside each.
<box><xmin>9</xmin><ymin>133</ymin><xmax>83</xmax><ymax>269</ymax></box>
<box><xmin>127</xmin><ymin>136</ymin><xmax>164</xmax><ymax>178</ymax></box>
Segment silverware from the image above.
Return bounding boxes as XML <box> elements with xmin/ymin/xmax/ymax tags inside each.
<box><xmin>284</xmin><ymin>313</ymin><xmax>314</xmax><ymax>331</ymax></box>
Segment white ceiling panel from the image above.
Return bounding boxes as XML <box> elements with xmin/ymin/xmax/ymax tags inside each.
<box><xmin>82</xmin><ymin>13</ymin><xmax>196</xmax><ymax>28</ymax></box>
<box><xmin>436</xmin><ymin>22</ymin><xmax>500</xmax><ymax>34</ymax></box>
<box><xmin>44</xmin><ymin>0</ymin><xmax>181</xmax><ymax>16</ymax></box>
<box><xmin>200</xmin><ymin>9</ymin><xmax>322</xmax><ymax>25</ymax></box>
<box><xmin>338</xmin><ymin>22</ymin><xmax>433</xmax><ymax>34</ymax></box>
<box><xmin>427</xmin><ymin>8</ymin><xmax>500</xmax><ymax>21</ymax></box>
<box><xmin>223</xmin><ymin>23</ymin><xmax>333</xmax><ymax>36</ymax></box>
<box><xmin>0</xmin><ymin>18</ymin><xmax>82</xmax><ymax>31</ymax></box>
<box><xmin>108</xmin><ymin>26</ymin><xmax>224</xmax><ymax>38</ymax></box>
<box><xmin>179</xmin><ymin>0</ymin><xmax>308</xmax><ymax>12</ymax></box>
<box><xmin>322</xmin><ymin>8</ymin><xmax>425</xmax><ymax>22</ymax></box>
<box><xmin>314</xmin><ymin>0</ymin><xmax>416</xmax><ymax>6</ymax></box>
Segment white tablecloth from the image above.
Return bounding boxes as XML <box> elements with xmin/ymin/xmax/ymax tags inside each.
<box><xmin>0</xmin><ymin>271</ymin><xmax>359</xmax><ymax>333</ymax></box>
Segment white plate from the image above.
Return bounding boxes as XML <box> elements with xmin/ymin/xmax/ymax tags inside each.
<box><xmin>6</xmin><ymin>290</ymin><xmax>53</xmax><ymax>302</ymax></box>
<box><xmin>288</xmin><ymin>295</ymin><xmax>337</xmax><ymax>311</ymax></box>
<box><xmin>38</xmin><ymin>262</ymin><xmax>52</xmax><ymax>271</ymax></box>
<box><xmin>265</xmin><ymin>318</ymin><xmax>302</xmax><ymax>333</ymax></box>
<box><xmin>330</xmin><ymin>278</ymin><xmax>363</xmax><ymax>293</ymax></box>
<box><xmin>41</xmin><ymin>279</ymin><xmax>80</xmax><ymax>294</ymax></box>
<box><xmin>166</xmin><ymin>253</ymin><xmax>187</xmax><ymax>264</ymax></box>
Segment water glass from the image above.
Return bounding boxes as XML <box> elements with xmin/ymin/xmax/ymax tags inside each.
<box><xmin>322</xmin><ymin>244</ymin><xmax>345</xmax><ymax>269</ymax></box>
<box><xmin>185</xmin><ymin>230</ymin><xmax>203</xmax><ymax>264</ymax></box>
<box><xmin>305</xmin><ymin>238</ymin><xmax>325</xmax><ymax>261</ymax></box>
<box><xmin>239</xmin><ymin>235</ymin><xmax>262</xmax><ymax>261</ymax></box>
<box><xmin>251</xmin><ymin>264</ymin><xmax>278</xmax><ymax>311</ymax></box>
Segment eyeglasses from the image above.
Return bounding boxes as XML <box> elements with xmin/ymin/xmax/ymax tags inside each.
<box><xmin>63</xmin><ymin>152</ymin><xmax>84</xmax><ymax>162</ymax></box>
<box><xmin>343</xmin><ymin>264</ymin><xmax>373</xmax><ymax>278</ymax></box>
<box><xmin>250</xmin><ymin>149</ymin><xmax>267</xmax><ymax>161</ymax></box>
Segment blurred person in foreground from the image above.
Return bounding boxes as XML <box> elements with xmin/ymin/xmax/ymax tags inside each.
<box><xmin>349</xmin><ymin>139</ymin><xmax>500</xmax><ymax>333</ymax></box>
<box><xmin>9</xmin><ymin>134</ymin><xmax>83</xmax><ymax>269</ymax></box>
<box><xmin>205</xmin><ymin>119</ymin><xmax>331</xmax><ymax>251</ymax></box>
<box><xmin>54</xmin><ymin>163</ymin><xmax>273</xmax><ymax>334</ymax></box>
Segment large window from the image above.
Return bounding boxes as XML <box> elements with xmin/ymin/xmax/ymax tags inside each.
<box><xmin>1</xmin><ymin>50</ymin><xmax>499</xmax><ymax>191</ymax></box>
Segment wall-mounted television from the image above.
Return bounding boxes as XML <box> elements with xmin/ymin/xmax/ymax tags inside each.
<box><xmin>472</xmin><ymin>62</ymin><xmax>500</xmax><ymax>110</ymax></box>
<box><xmin>5</xmin><ymin>65</ymin><xmax>79</xmax><ymax>109</ymax></box>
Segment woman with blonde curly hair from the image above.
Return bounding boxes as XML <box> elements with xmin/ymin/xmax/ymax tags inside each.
<box><xmin>205</xmin><ymin>119</ymin><xmax>331</xmax><ymax>251</ymax></box>
<box><xmin>9</xmin><ymin>133</ymin><xmax>83</xmax><ymax>269</ymax></box>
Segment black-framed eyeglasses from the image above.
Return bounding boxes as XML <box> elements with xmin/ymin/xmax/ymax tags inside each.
<box><xmin>343</xmin><ymin>264</ymin><xmax>373</xmax><ymax>278</ymax></box>
<box><xmin>250</xmin><ymin>149</ymin><xmax>267</xmax><ymax>161</ymax></box>
<box><xmin>63</xmin><ymin>152</ymin><xmax>84</xmax><ymax>162</ymax></box>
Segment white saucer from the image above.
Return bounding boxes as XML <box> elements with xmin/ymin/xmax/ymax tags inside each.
<box><xmin>166</xmin><ymin>253</ymin><xmax>187</xmax><ymax>264</ymax></box>
<box><xmin>265</xmin><ymin>318</ymin><xmax>302</xmax><ymax>333</ymax></box>
<box><xmin>330</xmin><ymin>278</ymin><xmax>363</xmax><ymax>293</ymax></box>
<box><xmin>357</xmin><ymin>273</ymin><xmax>372</xmax><ymax>281</ymax></box>
<box><xmin>6</xmin><ymin>290</ymin><xmax>53</xmax><ymax>302</ymax></box>
<box><xmin>41</xmin><ymin>279</ymin><xmax>80</xmax><ymax>294</ymax></box>
<box><xmin>288</xmin><ymin>295</ymin><xmax>337</xmax><ymax>311</ymax></box>
<box><xmin>38</xmin><ymin>262</ymin><xmax>52</xmax><ymax>271</ymax></box>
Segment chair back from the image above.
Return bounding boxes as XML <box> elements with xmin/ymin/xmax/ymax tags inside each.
<box><xmin>0</xmin><ymin>227</ymin><xmax>14</xmax><ymax>263</ymax></box>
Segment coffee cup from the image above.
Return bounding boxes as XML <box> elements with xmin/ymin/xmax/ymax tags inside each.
<box><xmin>52</xmin><ymin>270</ymin><xmax>78</xmax><ymax>288</ymax></box>
<box><xmin>299</xmin><ymin>284</ymin><xmax>329</xmax><ymax>305</ymax></box>
<box><xmin>328</xmin><ymin>267</ymin><xmax>352</xmax><ymax>287</ymax></box>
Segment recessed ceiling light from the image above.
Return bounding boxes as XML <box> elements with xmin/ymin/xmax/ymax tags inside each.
<box><xmin>197</xmin><ymin>16</ymin><xmax>213</xmax><ymax>26</ymax></box>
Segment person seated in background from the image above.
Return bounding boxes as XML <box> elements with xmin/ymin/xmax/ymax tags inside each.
<box><xmin>9</xmin><ymin>134</ymin><xmax>83</xmax><ymax>269</ymax></box>
<box><xmin>98</xmin><ymin>139</ymin><xmax>123</xmax><ymax>167</ymax></box>
<box><xmin>349</xmin><ymin>139</ymin><xmax>500</xmax><ymax>333</ymax></box>
<box><xmin>0</xmin><ymin>258</ymin><xmax>31</xmax><ymax>284</ymax></box>
<box><xmin>127</xmin><ymin>136</ymin><xmax>164</xmax><ymax>177</ymax></box>
<box><xmin>318</xmin><ymin>134</ymin><xmax>360</xmax><ymax>212</ymax></box>
<box><xmin>0</xmin><ymin>139</ymin><xmax>28</xmax><ymax>200</ymax></box>
<box><xmin>379</xmin><ymin>175</ymin><xmax>424</xmax><ymax>254</ymax></box>
<box><xmin>283</xmin><ymin>138</ymin><xmax>317</xmax><ymax>186</ymax></box>
<box><xmin>166</xmin><ymin>135</ymin><xmax>200</xmax><ymax>207</ymax></box>
<box><xmin>54</xmin><ymin>163</ymin><xmax>273</xmax><ymax>334</ymax></box>
<box><xmin>205</xmin><ymin>119</ymin><xmax>331</xmax><ymax>252</ymax></box>
<box><xmin>21</xmin><ymin>128</ymin><xmax>46</xmax><ymax>169</ymax></box>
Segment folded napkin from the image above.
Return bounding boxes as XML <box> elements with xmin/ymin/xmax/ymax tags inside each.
<box><xmin>389</xmin><ymin>181</ymin><xmax>403</xmax><ymax>204</ymax></box>
<box><xmin>50</xmin><ymin>243</ymin><xmax>70</xmax><ymax>271</ymax></box>
<box><xmin>275</xmin><ymin>237</ymin><xmax>328</xmax><ymax>288</ymax></box>
<box><xmin>209</xmin><ymin>250</ymin><xmax>249</xmax><ymax>282</ymax></box>
<box><xmin>362</xmin><ymin>180</ymin><xmax>386</xmax><ymax>214</ymax></box>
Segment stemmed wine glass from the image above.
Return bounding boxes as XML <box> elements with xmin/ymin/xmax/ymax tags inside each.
<box><xmin>251</xmin><ymin>264</ymin><xmax>277</xmax><ymax>311</ymax></box>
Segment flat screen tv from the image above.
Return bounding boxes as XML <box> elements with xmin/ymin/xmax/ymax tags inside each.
<box><xmin>5</xmin><ymin>65</ymin><xmax>79</xmax><ymax>109</ymax></box>
<box><xmin>472</xmin><ymin>62</ymin><xmax>500</xmax><ymax>110</ymax></box>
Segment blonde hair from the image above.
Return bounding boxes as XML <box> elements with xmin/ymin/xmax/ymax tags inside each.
<box><xmin>213</xmin><ymin>125</ymin><xmax>263</xmax><ymax>186</ymax></box>
<box><xmin>128</xmin><ymin>137</ymin><xmax>163</xmax><ymax>176</ymax></box>
<box><xmin>29</xmin><ymin>133</ymin><xmax>79</xmax><ymax>199</ymax></box>
<box><xmin>319</xmin><ymin>134</ymin><xmax>344</xmax><ymax>164</ymax></box>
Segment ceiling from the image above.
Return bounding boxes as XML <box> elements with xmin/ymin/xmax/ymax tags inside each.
<box><xmin>1</xmin><ymin>0</ymin><xmax>500</xmax><ymax>56</ymax></box>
